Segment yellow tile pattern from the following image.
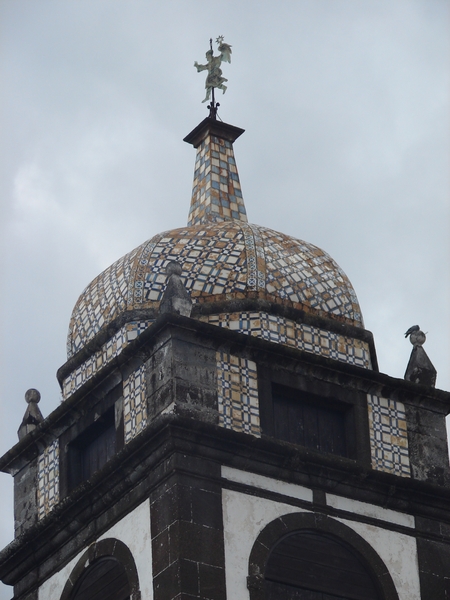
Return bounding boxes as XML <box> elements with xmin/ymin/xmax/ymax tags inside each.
<box><xmin>124</xmin><ymin>365</ymin><xmax>147</xmax><ymax>443</ymax></box>
<box><xmin>68</xmin><ymin>222</ymin><xmax>364</xmax><ymax>359</ymax></box>
<box><xmin>216</xmin><ymin>351</ymin><xmax>260</xmax><ymax>436</ymax></box>
<box><xmin>37</xmin><ymin>440</ymin><xmax>59</xmax><ymax>519</ymax></box>
<box><xmin>63</xmin><ymin>321</ymin><xmax>153</xmax><ymax>398</ymax></box>
<box><xmin>68</xmin><ymin>247</ymin><xmax>140</xmax><ymax>357</ymax></box>
<box><xmin>367</xmin><ymin>394</ymin><xmax>410</xmax><ymax>477</ymax></box>
<box><xmin>187</xmin><ymin>134</ymin><xmax>247</xmax><ymax>226</ymax></box>
<box><xmin>203</xmin><ymin>312</ymin><xmax>372</xmax><ymax>369</ymax></box>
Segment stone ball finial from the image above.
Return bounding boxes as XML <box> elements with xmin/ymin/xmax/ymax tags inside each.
<box><xmin>166</xmin><ymin>261</ymin><xmax>182</xmax><ymax>276</ymax></box>
<box><xmin>25</xmin><ymin>388</ymin><xmax>41</xmax><ymax>404</ymax></box>
<box><xmin>18</xmin><ymin>389</ymin><xmax>44</xmax><ymax>440</ymax></box>
<box><xmin>404</xmin><ymin>325</ymin><xmax>426</xmax><ymax>346</ymax></box>
<box><xmin>410</xmin><ymin>330</ymin><xmax>426</xmax><ymax>346</ymax></box>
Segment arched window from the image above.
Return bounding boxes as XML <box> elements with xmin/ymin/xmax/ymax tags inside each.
<box><xmin>70</xmin><ymin>557</ymin><xmax>130</xmax><ymax>600</ymax></box>
<box><xmin>265</xmin><ymin>530</ymin><xmax>380</xmax><ymax>599</ymax></box>
<box><xmin>248</xmin><ymin>513</ymin><xmax>399</xmax><ymax>600</ymax></box>
<box><xmin>60</xmin><ymin>539</ymin><xmax>140</xmax><ymax>600</ymax></box>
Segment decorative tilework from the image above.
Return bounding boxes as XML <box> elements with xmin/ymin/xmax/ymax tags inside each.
<box><xmin>203</xmin><ymin>312</ymin><xmax>372</xmax><ymax>369</ymax></box>
<box><xmin>67</xmin><ymin>128</ymin><xmax>365</xmax><ymax>358</ymax></box>
<box><xmin>63</xmin><ymin>321</ymin><xmax>153</xmax><ymax>398</ymax></box>
<box><xmin>367</xmin><ymin>394</ymin><xmax>410</xmax><ymax>477</ymax></box>
<box><xmin>216</xmin><ymin>351</ymin><xmax>260</xmax><ymax>436</ymax></box>
<box><xmin>124</xmin><ymin>365</ymin><xmax>147</xmax><ymax>443</ymax></box>
<box><xmin>37</xmin><ymin>440</ymin><xmax>59</xmax><ymax>519</ymax></box>
<box><xmin>68</xmin><ymin>247</ymin><xmax>140</xmax><ymax>357</ymax></box>
<box><xmin>241</xmin><ymin>223</ymin><xmax>266</xmax><ymax>291</ymax></box>
<box><xmin>127</xmin><ymin>233</ymin><xmax>164</xmax><ymax>306</ymax></box>
<box><xmin>68</xmin><ymin>221</ymin><xmax>365</xmax><ymax>359</ymax></box>
<box><xmin>261</xmin><ymin>225</ymin><xmax>363</xmax><ymax>325</ymax></box>
<box><xmin>132</xmin><ymin>223</ymin><xmax>249</xmax><ymax>305</ymax></box>
<box><xmin>187</xmin><ymin>134</ymin><xmax>247</xmax><ymax>227</ymax></box>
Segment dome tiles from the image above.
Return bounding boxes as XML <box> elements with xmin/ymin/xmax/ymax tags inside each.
<box><xmin>67</xmin><ymin>220</ymin><xmax>363</xmax><ymax>359</ymax></box>
<box><xmin>66</xmin><ymin>117</ymin><xmax>366</xmax><ymax>363</ymax></box>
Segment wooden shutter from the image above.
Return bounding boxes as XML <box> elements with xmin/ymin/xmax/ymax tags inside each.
<box><xmin>71</xmin><ymin>557</ymin><xmax>130</xmax><ymax>600</ymax></box>
<box><xmin>265</xmin><ymin>530</ymin><xmax>381</xmax><ymax>600</ymax></box>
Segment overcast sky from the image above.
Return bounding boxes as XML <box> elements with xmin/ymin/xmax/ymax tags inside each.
<box><xmin>0</xmin><ymin>1</ymin><xmax>448</xmax><ymax>597</ymax></box>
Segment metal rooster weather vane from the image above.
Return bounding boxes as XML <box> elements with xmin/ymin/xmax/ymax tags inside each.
<box><xmin>194</xmin><ymin>36</ymin><xmax>232</xmax><ymax>118</ymax></box>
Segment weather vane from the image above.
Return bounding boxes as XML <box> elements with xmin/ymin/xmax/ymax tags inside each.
<box><xmin>194</xmin><ymin>36</ymin><xmax>232</xmax><ymax>119</ymax></box>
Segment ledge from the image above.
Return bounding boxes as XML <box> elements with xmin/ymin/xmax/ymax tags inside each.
<box><xmin>183</xmin><ymin>117</ymin><xmax>245</xmax><ymax>148</ymax></box>
<box><xmin>2</xmin><ymin>313</ymin><xmax>450</xmax><ymax>476</ymax></box>
<box><xmin>1</xmin><ymin>414</ymin><xmax>450</xmax><ymax>591</ymax></box>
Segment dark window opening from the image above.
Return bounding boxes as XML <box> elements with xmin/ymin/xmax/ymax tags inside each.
<box><xmin>265</xmin><ymin>530</ymin><xmax>381</xmax><ymax>600</ymax></box>
<box><xmin>68</xmin><ymin>407</ymin><xmax>116</xmax><ymax>491</ymax></box>
<box><xmin>70</xmin><ymin>557</ymin><xmax>130</xmax><ymax>600</ymax></box>
<box><xmin>270</xmin><ymin>384</ymin><xmax>355</xmax><ymax>458</ymax></box>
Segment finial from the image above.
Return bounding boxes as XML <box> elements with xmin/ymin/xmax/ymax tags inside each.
<box><xmin>404</xmin><ymin>326</ymin><xmax>436</xmax><ymax>386</ymax></box>
<box><xmin>25</xmin><ymin>388</ymin><xmax>41</xmax><ymax>404</ymax></box>
<box><xmin>18</xmin><ymin>388</ymin><xmax>44</xmax><ymax>440</ymax></box>
<box><xmin>159</xmin><ymin>260</ymin><xmax>192</xmax><ymax>317</ymax></box>
<box><xmin>194</xmin><ymin>36</ymin><xmax>232</xmax><ymax>118</ymax></box>
<box><xmin>404</xmin><ymin>325</ymin><xmax>426</xmax><ymax>346</ymax></box>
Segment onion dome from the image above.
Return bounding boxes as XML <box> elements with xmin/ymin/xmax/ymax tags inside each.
<box><xmin>66</xmin><ymin>118</ymin><xmax>366</xmax><ymax>368</ymax></box>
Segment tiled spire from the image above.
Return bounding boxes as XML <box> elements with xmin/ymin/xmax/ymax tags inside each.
<box><xmin>184</xmin><ymin>117</ymin><xmax>248</xmax><ymax>226</ymax></box>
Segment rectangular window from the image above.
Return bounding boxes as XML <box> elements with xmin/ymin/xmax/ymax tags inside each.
<box><xmin>68</xmin><ymin>407</ymin><xmax>116</xmax><ymax>491</ymax></box>
<box><xmin>270</xmin><ymin>384</ymin><xmax>355</xmax><ymax>459</ymax></box>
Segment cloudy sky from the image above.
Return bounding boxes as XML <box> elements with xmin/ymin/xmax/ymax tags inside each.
<box><xmin>0</xmin><ymin>1</ymin><xmax>448</xmax><ymax>596</ymax></box>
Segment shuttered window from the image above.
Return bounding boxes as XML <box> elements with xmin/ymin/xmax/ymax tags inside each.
<box><xmin>70</xmin><ymin>557</ymin><xmax>130</xmax><ymax>600</ymax></box>
<box><xmin>265</xmin><ymin>530</ymin><xmax>381</xmax><ymax>600</ymax></box>
<box><xmin>271</xmin><ymin>384</ymin><xmax>354</xmax><ymax>458</ymax></box>
<box><xmin>68</xmin><ymin>407</ymin><xmax>116</xmax><ymax>491</ymax></box>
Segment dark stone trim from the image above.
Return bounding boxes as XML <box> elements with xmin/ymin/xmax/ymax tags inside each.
<box><xmin>13</xmin><ymin>589</ymin><xmax>37</xmax><ymax>600</ymax></box>
<box><xmin>150</xmin><ymin>461</ymin><xmax>226</xmax><ymax>600</ymax></box>
<box><xmin>3</xmin><ymin>313</ymin><xmax>448</xmax><ymax>477</ymax></box>
<box><xmin>2</xmin><ymin>415</ymin><xmax>450</xmax><ymax>593</ymax></box>
<box><xmin>183</xmin><ymin>117</ymin><xmax>245</xmax><ymax>147</ymax></box>
<box><xmin>0</xmin><ymin>415</ymin><xmax>450</xmax><ymax>593</ymax></box>
<box><xmin>247</xmin><ymin>512</ymin><xmax>400</xmax><ymax>600</ymax></box>
<box><xmin>220</xmin><ymin>478</ymin><xmax>417</xmax><ymax>539</ymax></box>
<box><xmin>416</xmin><ymin>535</ymin><xmax>450</xmax><ymax>600</ymax></box>
<box><xmin>59</xmin><ymin>538</ymin><xmax>141</xmax><ymax>600</ymax></box>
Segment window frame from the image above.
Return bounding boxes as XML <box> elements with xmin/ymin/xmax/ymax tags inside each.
<box><xmin>271</xmin><ymin>382</ymin><xmax>355</xmax><ymax>458</ymax></box>
<box><xmin>67</xmin><ymin>406</ymin><xmax>117</xmax><ymax>491</ymax></box>
<box><xmin>69</xmin><ymin>556</ymin><xmax>130</xmax><ymax>600</ymax></box>
<box><xmin>60</xmin><ymin>538</ymin><xmax>141</xmax><ymax>600</ymax></box>
<box><xmin>59</xmin><ymin>383</ymin><xmax>124</xmax><ymax>498</ymax></box>
<box><xmin>247</xmin><ymin>513</ymin><xmax>400</xmax><ymax>600</ymax></box>
<box><xmin>258</xmin><ymin>367</ymin><xmax>372</xmax><ymax>467</ymax></box>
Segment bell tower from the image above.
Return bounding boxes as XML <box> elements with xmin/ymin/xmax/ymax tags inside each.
<box><xmin>1</xmin><ymin>43</ymin><xmax>450</xmax><ymax>600</ymax></box>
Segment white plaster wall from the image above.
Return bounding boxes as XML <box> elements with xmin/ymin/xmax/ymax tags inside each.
<box><xmin>222</xmin><ymin>469</ymin><xmax>420</xmax><ymax>600</ymax></box>
<box><xmin>336</xmin><ymin>517</ymin><xmax>420</xmax><ymax>600</ymax></box>
<box><xmin>222</xmin><ymin>466</ymin><xmax>313</xmax><ymax>502</ymax></box>
<box><xmin>38</xmin><ymin>499</ymin><xmax>153</xmax><ymax>599</ymax></box>
<box><xmin>222</xmin><ymin>488</ymin><xmax>309</xmax><ymax>599</ymax></box>
<box><xmin>327</xmin><ymin>493</ymin><xmax>415</xmax><ymax>528</ymax></box>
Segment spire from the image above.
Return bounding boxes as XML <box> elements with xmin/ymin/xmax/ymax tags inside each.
<box><xmin>184</xmin><ymin>117</ymin><xmax>247</xmax><ymax>226</ymax></box>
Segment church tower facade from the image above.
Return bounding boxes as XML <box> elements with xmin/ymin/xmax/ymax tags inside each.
<box><xmin>1</xmin><ymin>114</ymin><xmax>450</xmax><ymax>600</ymax></box>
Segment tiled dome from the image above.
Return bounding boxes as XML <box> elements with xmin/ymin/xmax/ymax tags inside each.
<box><xmin>67</xmin><ymin>220</ymin><xmax>363</xmax><ymax>358</ymax></box>
<box><xmin>67</xmin><ymin>117</ymin><xmax>365</xmax><ymax>360</ymax></box>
